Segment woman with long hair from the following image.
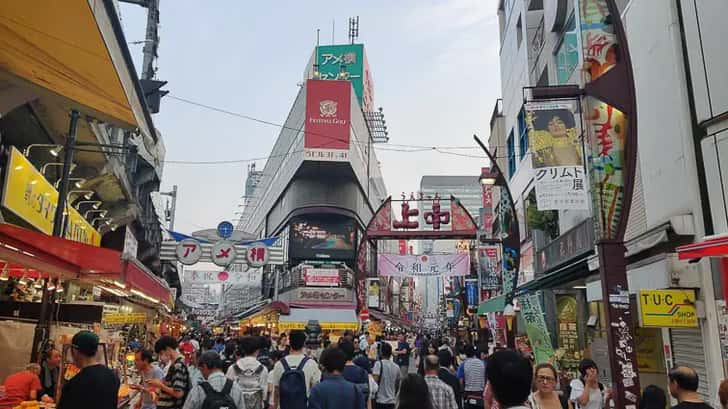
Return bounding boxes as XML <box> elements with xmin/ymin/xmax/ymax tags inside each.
<box><xmin>529</xmin><ymin>363</ymin><xmax>570</xmax><ymax>409</ymax></box>
<box><xmin>397</xmin><ymin>374</ymin><xmax>434</xmax><ymax>409</ymax></box>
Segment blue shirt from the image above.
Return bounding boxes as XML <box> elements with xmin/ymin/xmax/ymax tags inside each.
<box><xmin>308</xmin><ymin>374</ymin><xmax>364</xmax><ymax>409</ymax></box>
<box><xmin>395</xmin><ymin>341</ymin><xmax>410</xmax><ymax>367</ymax></box>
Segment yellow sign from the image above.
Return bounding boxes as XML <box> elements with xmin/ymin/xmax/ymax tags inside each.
<box><xmin>639</xmin><ymin>289</ymin><xmax>698</xmax><ymax>328</ymax></box>
<box><xmin>103</xmin><ymin>313</ymin><xmax>148</xmax><ymax>325</ymax></box>
<box><xmin>278</xmin><ymin>322</ymin><xmax>358</xmax><ymax>331</ymax></box>
<box><xmin>2</xmin><ymin>147</ymin><xmax>101</xmax><ymax>246</ymax></box>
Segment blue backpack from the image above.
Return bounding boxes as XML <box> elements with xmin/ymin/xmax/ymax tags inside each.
<box><xmin>279</xmin><ymin>356</ymin><xmax>310</xmax><ymax>409</ymax></box>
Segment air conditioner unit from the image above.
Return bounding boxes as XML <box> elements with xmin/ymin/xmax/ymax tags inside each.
<box><xmin>666</xmin><ymin>253</ymin><xmax>701</xmax><ymax>288</ymax></box>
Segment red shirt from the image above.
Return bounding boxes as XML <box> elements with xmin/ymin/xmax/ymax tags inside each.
<box><xmin>1</xmin><ymin>370</ymin><xmax>41</xmax><ymax>405</ymax></box>
<box><xmin>179</xmin><ymin>342</ymin><xmax>194</xmax><ymax>364</ymax></box>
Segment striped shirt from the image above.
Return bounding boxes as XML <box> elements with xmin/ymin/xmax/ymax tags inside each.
<box><xmin>158</xmin><ymin>357</ymin><xmax>190</xmax><ymax>408</ymax></box>
<box><xmin>425</xmin><ymin>375</ymin><xmax>458</xmax><ymax>409</ymax></box>
<box><xmin>457</xmin><ymin>358</ymin><xmax>485</xmax><ymax>392</ymax></box>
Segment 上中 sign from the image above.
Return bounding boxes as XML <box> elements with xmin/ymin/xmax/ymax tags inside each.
<box><xmin>639</xmin><ymin>289</ymin><xmax>697</xmax><ymax>328</ymax></box>
<box><xmin>378</xmin><ymin>253</ymin><xmax>470</xmax><ymax>277</ymax></box>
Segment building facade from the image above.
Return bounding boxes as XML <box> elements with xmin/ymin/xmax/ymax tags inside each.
<box><xmin>492</xmin><ymin>0</ymin><xmax>725</xmax><ymax>401</ymax></box>
<box><xmin>236</xmin><ymin>43</ymin><xmax>388</xmax><ymax>332</ymax></box>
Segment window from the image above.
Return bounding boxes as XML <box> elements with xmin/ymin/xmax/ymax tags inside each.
<box><xmin>516</xmin><ymin>15</ymin><xmax>523</xmax><ymax>50</ymax></box>
<box><xmin>518</xmin><ymin>108</ymin><xmax>528</xmax><ymax>160</ymax></box>
<box><xmin>554</xmin><ymin>12</ymin><xmax>578</xmax><ymax>84</ymax></box>
<box><xmin>507</xmin><ymin>130</ymin><xmax>516</xmax><ymax>177</ymax></box>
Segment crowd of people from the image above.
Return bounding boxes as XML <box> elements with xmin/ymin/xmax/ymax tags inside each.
<box><xmin>2</xmin><ymin>328</ymin><xmax>728</xmax><ymax>409</ymax></box>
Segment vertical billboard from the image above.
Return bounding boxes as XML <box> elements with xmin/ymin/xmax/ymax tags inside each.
<box><xmin>315</xmin><ymin>44</ymin><xmax>374</xmax><ymax>111</ymax></box>
<box><xmin>305</xmin><ymin>79</ymin><xmax>351</xmax><ymax>161</ymax></box>
<box><xmin>527</xmin><ymin>101</ymin><xmax>589</xmax><ymax>210</ymax></box>
<box><xmin>367</xmin><ymin>278</ymin><xmax>380</xmax><ymax>308</ymax></box>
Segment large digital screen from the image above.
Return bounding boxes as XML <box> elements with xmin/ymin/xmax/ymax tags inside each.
<box><xmin>289</xmin><ymin>215</ymin><xmax>357</xmax><ymax>260</ymax></box>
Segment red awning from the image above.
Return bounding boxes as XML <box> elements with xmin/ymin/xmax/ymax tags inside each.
<box><xmin>0</xmin><ymin>223</ymin><xmax>171</xmax><ymax>306</ymax></box>
<box><xmin>676</xmin><ymin>235</ymin><xmax>728</xmax><ymax>260</ymax></box>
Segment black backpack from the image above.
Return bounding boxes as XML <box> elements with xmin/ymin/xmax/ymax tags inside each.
<box><xmin>200</xmin><ymin>379</ymin><xmax>238</xmax><ymax>409</ymax></box>
<box><xmin>279</xmin><ymin>356</ymin><xmax>310</xmax><ymax>409</ymax></box>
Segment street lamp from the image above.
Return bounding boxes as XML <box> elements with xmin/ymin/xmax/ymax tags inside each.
<box><xmin>55</xmin><ymin>178</ymin><xmax>85</xmax><ymax>189</ymax></box>
<box><xmin>68</xmin><ymin>190</ymin><xmax>94</xmax><ymax>200</ymax></box>
<box><xmin>41</xmin><ymin>162</ymin><xmax>76</xmax><ymax>175</ymax></box>
<box><xmin>84</xmin><ymin>209</ymin><xmax>108</xmax><ymax>219</ymax></box>
<box><xmin>75</xmin><ymin>200</ymin><xmax>102</xmax><ymax>210</ymax></box>
<box><xmin>23</xmin><ymin>144</ymin><xmax>63</xmax><ymax>158</ymax></box>
<box><xmin>479</xmin><ymin>168</ymin><xmax>498</xmax><ymax>186</ymax></box>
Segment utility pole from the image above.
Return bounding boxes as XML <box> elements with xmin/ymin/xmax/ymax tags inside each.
<box><xmin>119</xmin><ymin>0</ymin><xmax>160</xmax><ymax>80</ymax></box>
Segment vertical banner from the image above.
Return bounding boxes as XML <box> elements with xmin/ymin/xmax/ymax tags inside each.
<box><xmin>519</xmin><ymin>292</ymin><xmax>556</xmax><ymax>365</ymax></box>
<box><xmin>478</xmin><ymin>246</ymin><xmax>501</xmax><ymax>290</ymax></box>
<box><xmin>304</xmin><ymin>79</ymin><xmax>351</xmax><ymax>161</ymax></box>
<box><xmin>465</xmin><ymin>279</ymin><xmax>478</xmax><ymax>308</ymax></box>
<box><xmin>367</xmin><ymin>278</ymin><xmax>380</xmax><ymax>308</ymax></box>
<box><xmin>527</xmin><ymin>101</ymin><xmax>589</xmax><ymax>210</ymax></box>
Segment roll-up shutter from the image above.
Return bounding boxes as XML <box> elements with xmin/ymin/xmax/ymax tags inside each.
<box><xmin>671</xmin><ymin>327</ymin><xmax>711</xmax><ymax>402</ymax></box>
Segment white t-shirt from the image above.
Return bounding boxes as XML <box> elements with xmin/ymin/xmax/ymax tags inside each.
<box><xmin>270</xmin><ymin>353</ymin><xmax>322</xmax><ymax>397</ymax></box>
<box><xmin>569</xmin><ymin>379</ymin><xmax>603</xmax><ymax>409</ymax></box>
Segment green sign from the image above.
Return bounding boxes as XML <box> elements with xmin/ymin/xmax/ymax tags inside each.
<box><xmin>555</xmin><ymin>32</ymin><xmax>578</xmax><ymax>84</ymax></box>
<box><xmin>519</xmin><ymin>292</ymin><xmax>556</xmax><ymax>365</ymax></box>
<box><xmin>316</xmin><ymin>44</ymin><xmax>372</xmax><ymax>110</ymax></box>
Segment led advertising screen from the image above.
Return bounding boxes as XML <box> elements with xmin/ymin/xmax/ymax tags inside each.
<box><xmin>289</xmin><ymin>215</ymin><xmax>357</xmax><ymax>260</ymax></box>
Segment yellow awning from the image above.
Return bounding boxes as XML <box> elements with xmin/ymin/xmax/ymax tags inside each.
<box><xmin>0</xmin><ymin>0</ymin><xmax>137</xmax><ymax>126</ymax></box>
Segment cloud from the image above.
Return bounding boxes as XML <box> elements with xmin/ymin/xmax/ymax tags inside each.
<box><xmin>406</xmin><ymin>0</ymin><xmax>497</xmax><ymax>33</ymax></box>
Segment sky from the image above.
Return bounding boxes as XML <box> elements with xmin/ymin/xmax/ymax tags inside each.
<box><xmin>118</xmin><ymin>0</ymin><xmax>502</xmax><ymax>236</ymax></box>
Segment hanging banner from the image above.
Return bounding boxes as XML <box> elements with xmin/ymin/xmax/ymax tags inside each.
<box><xmin>446</xmin><ymin>298</ymin><xmax>454</xmax><ymax>318</ymax></box>
<box><xmin>478</xmin><ymin>246</ymin><xmax>501</xmax><ymax>290</ymax></box>
<box><xmin>183</xmin><ymin>267</ymin><xmax>261</xmax><ymax>285</ymax></box>
<box><xmin>367</xmin><ymin>278</ymin><xmax>380</xmax><ymax>308</ymax></box>
<box><xmin>304</xmin><ymin>79</ymin><xmax>351</xmax><ymax>161</ymax></box>
<box><xmin>519</xmin><ymin>292</ymin><xmax>556</xmax><ymax>365</ymax></box>
<box><xmin>465</xmin><ymin>279</ymin><xmax>478</xmax><ymax>307</ymax></box>
<box><xmin>526</xmin><ymin>101</ymin><xmax>589</xmax><ymax>210</ymax></box>
<box><xmin>378</xmin><ymin>253</ymin><xmax>470</xmax><ymax>277</ymax></box>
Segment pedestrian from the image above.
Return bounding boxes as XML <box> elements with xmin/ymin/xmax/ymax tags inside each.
<box><xmin>457</xmin><ymin>345</ymin><xmax>485</xmax><ymax>409</ymax></box>
<box><xmin>528</xmin><ymin>363</ymin><xmax>568</xmax><ymax>409</ymax></box>
<box><xmin>360</xmin><ymin>332</ymin><xmax>370</xmax><ymax>353</ymax></box>
<box><xmin>222</xmin><ymin>341</ymin><xmax>238</xmax><ymax>373</ymax></box>
<box><xmin>307</xmin><ymin>346</ymin><xmax>365</xmax><ymax>409</ymax></box>
<box><xmin>150</xmin><ymin>335</ymin><xmax>191</xmax><ymax>409</ymax></box>
<box><xmin>39</xmin><ymin>348</ymin><xmax>61</xmax><ymax>402</ymax></box>
<box><xmin>57</xmin><ymin>330</ymin><xmax>120</xmax><ymax>409</ymax></box>
<box><xmin>394</xmin><ymin>333</ymin><xmax>412</xmax><ymax>379</ymax></box>
<box><xmin>0</xmin><ymin>363</ymin><xmax>42</xmax><ymax>407</ymax></box>
<box><xmin>340</xmin><ymin>340</ymin><xmax>371</xmax><ymax>409</ymax></box>
<box><xmin>227</xmin><ymin>335</ymin><xmax>269</xmax><ymax>409</ymax></box>
<box><xmin>639</xmin><ymin>385</ymin><xmax>667</xmax><ymax>409</ymax></box>
<box><xmin>372</xmin><ymin>342</ymin><xmax>401</xmax><ymax>409</ymax></box>
<box><xmin>131</xmin><ymin>349</ymin><xmax>165</xmax><ymax>409</ymax></box>
<box><xmin>270</xmin><ymin>330</ymin><xmax>322</xmax><ymax>409</ymax></box>
<box><xmin>182</xmin><ymin>351</ymin><xmax>245</xmax><ymax>409</ymax></box>
<box><xmin>213</xmin><ymin>337</ymin><xmax>226</xmax><ymax>354</ymax></box>
<box><xmin>569</xmin><ymin>359</ymin><xmax>610</xmax><ymax>409</ymax></box>
<box><xmin>397</xmin><ymin>374</ymin><xmax>435</xmax><ymax>409</ymax></box>
<box><xmin>668</xmin><ymin>366</ymin><xmax>713</xmax><ymax>409</ymax></box>
<box><xmin>718</xmin><ymin>380</ymin><xmax>728</xmax><ymax>409</ymax></box>
<box><xmin>437</xmin><ymin>350</ymin><xmax>462</xmax><ymax>409</ymax></box>
<box><xmin>424</xmin><ymin>355</ymin><xmax>458</xmax><ymax>409</ymax></box>
<box><xmin>180</xmin><ymin>335</ymin><xmax>196</xmax><ymax>365</ymax></box>
<box><xmin>484</xmin><ymin>350</ymin><xmax>532</xmax><ymax>409</ymax></box>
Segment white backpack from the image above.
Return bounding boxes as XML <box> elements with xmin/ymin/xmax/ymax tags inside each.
<box><xmin>232</xmin><ymin>363</ymin><xmax>265</xmax><ymax>409</ymax></box>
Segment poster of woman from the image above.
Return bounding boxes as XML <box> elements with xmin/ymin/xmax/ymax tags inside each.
<box><xmin>527</xmin><ymin>102</ymin><xmax>582</xmax><ymax>168</ymax></box>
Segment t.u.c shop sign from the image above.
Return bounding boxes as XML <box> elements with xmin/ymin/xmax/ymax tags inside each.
<box><xmin>639</xmin><ymin>289</ymin><xmax>698</xmax><ymax>328</ymax></box>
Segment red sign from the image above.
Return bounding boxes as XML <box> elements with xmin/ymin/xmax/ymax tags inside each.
<box><xmin>360</xmin><ymin>307</ymin><xmax>369</xmax><ymax>321</ymax></box>
<box><xmin>302</xmin><ymin>266</ymin><xmax>341</xmax><ymax>286</ymax></box>
<box><xmin>398</xmin><ymin>240</ymin><xmax>408</xmax><ymax>255</ymax></box>
<box><xmin>305</xmin><ymin>79</ymin><xmax>351</xmax><ymax>153</ymax></box>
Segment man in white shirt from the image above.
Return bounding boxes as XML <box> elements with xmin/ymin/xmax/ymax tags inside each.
<box><xmin>484</xmin><ymin>350</ymin><xmax>532</xmax><ymax>409</ymax></box>
<box><xmin>226</xmin><ymin>336</ymin><xmax>269</xmax><ymax>409</ymax></box>
<box><xmin>269</xmin><ymin>331</ymin><xmax>322</xmax><ymax>408</ymax></box>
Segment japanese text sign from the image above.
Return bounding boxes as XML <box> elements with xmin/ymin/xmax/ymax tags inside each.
<box><xmin>303</xmin><ymin>266</ymin><xmax>341</xmax><ymax>287</ymax></box>
<box><xmin>378</xmin><ymin>253</ymin><xmax>470</xmax><ymax>277</ymax></box>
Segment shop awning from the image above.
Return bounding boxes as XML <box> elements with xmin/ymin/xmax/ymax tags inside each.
<box><xmin>0</xmin><ymin>223</ymin><xmax>172</xmax><ymax>306</ymax></box>
<box><xmin>278</xmin><ymin>308</ymin><xmax>358</xmax><ymax>331</ymax></box>
<box><xmin>0</xmin><ymin>0</ymin><xmax>140</xmax><ymax>128</ymax></box>
<box><xmin>514</xmin><ymin>260</ymin><xmax>591</xmax><ymax>297</ymax></box>
<box><xmin>676</xmin><ymin>235</ymin><xmax>728</xmax><ymax>260</ymax></box>
<box><xmin>477</xmin><ymin>295</ymin><xmax>506</xmax><ymax>315</ymax></box>
<box><xmin>369</xmin><ymin>309</ymin><xmax>415</xmax><ymax>330</ymax></box>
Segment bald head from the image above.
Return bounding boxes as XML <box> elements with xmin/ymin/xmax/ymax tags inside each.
<box><xmin>425</xmin><ymin>355</ymin><xmax>440</xmax><ymax>373</ymax></box>
<box><xmin>669</xmin><ymin>366</ymin><xmax>699</xmax><ymax>392</ymax></box>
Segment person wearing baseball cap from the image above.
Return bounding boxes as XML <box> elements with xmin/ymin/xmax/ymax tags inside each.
<box><xmin>57</xmin><ymin>330</ymin><xmax>120</xmax><ymax>409</ymax></box>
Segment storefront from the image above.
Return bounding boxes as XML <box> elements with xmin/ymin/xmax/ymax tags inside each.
<box><xmin>0</xmin><ymin>223</ymin><xmax>172</xmax><ymax>381</ymax></box>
